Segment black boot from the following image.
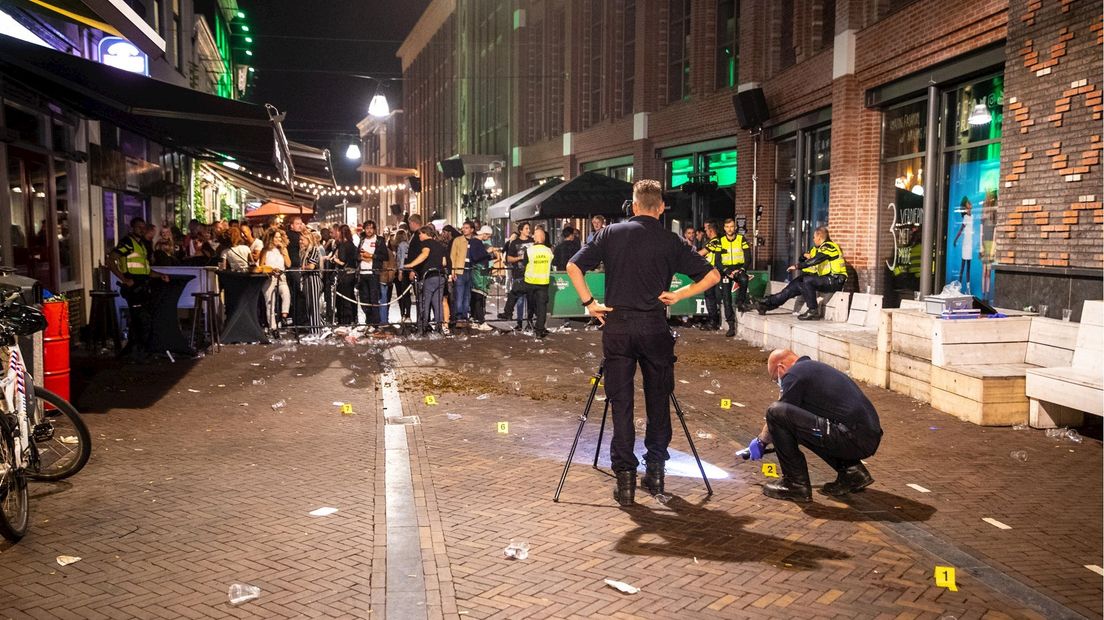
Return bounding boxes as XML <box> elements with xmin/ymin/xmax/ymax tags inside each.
<box><xmin>640</xmin><ymin>462</ymin><xmax>664</xmax><ymax>495</ymax></box>
<box><xmin>763</xmin><ymin>475</ymin><xmax>812</xmax><ymax>503</ymax></box>
<box><xmin>613</xmin><ymin>470</ymin><xmax>637</xmax><ymax>506</ymax></box>
<box><xmin>756</xmin><ymin>301</ymin><xmax>770</xmax><ymax>315</ymax></box>
<box><xmin>820</xmin><ymin>463</ymin><xmax>874</xmax><ymax>497</ymax></box>
<box><xmin>797</xmin><ymin>308</ymin><xmax>820</xmax><ymax>321</ymax></box>
<box><xmin>725</xmin><ymin>322</ymin><xmax>736</xmax><ymax>337</ymax></box>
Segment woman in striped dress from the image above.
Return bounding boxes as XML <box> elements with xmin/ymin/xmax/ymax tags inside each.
<box><xmin>300</xmin><ymin>230</ymin><xmax>323</xmax><ymax>334</ymax></box>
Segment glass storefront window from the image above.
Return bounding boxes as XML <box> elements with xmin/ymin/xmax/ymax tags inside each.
<box><xmin>943</xmin><ymin>145</ymin><xmax>1000</xmax><ymax>299</ymax></box>
<box><xmin>704</xmin><ymin>150</ymin><xmax>737</xmax><ymax>187</ymax></box>
<box><xmin>55</xmin><ymin>158</ymin><xmax>76</xmax><ymax>283</ymax></box>
<box><xmin>941</xmin><ymin>74</ymin><xmax>1002</xmax><ymax>301</ymax></box>
<box><xmin>772</xmin><ymin>138</ymin><xmax>797</xmax><ymax>280</ymax></box>
<box><xmin>668</xmin><ymin>156</ymin><xmax>694</xmax><ymax>188</ymax></box>
<box><xmin>944</xmin><ymin>75</ymin><xmax>1003</xmax><ymax>149</ymax></box>
<box><xmin>880</xmin><ymin>98</ymin><xmax>928</xmax><ymax>298</ymax></box>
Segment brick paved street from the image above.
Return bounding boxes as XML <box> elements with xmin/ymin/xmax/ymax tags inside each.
<box><xmin>0</xmin><ymin>326</ymin><xmax>1100</xmax><ymax>619</ymax></box>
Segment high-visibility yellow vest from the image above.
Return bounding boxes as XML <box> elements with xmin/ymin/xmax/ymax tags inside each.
<box><xmin>801</xmin><ymin>246</ymin><xmax>819</xmax><ymax>274</ymax></box>
<box><xmin>122</xmin><ymin>237</ymin><xmax>151</xmax><ymax>275</ymax></box>
<box><xmin>524</xmin><ymin>245</ymin><xmax>553</xmax><ymax>285</ymax></box>
<box><xmin>719</xmin><ymin>234</ymin><xmax>748</xmax><ymax>266</ymax></box>
<box><xmin>815</xmin><ymin>241</ymin><xmax>847</xmax><ymax>276</ymax></box>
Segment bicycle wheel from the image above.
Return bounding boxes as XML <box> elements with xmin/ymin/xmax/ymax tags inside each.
<box><xmin>0</xmin><ymin>413</ymin><xmax>28</xmax><ymax>541</ymax></box>
<box><xmin>26</xmin><ymin>387</ymin><xmax>91</xmax><ymax>482</ymax></box>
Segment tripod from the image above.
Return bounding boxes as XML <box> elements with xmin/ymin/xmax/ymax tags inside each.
<box><xmin>553</xmin><ymin>360</ymin><xmax>713</xmax><ymax>502</ymax></box>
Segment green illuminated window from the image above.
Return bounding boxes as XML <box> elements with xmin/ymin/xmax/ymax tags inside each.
<box><xmin>668</xmin><ymin>156</ymin><xmax>694</xmax><ymax>188</ymax></box>
<box><xmin>705</xmin><ymin>150</ymin><xmax>738</xmax><ymax>186</ymax></box>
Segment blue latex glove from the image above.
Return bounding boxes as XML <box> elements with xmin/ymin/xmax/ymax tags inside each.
<box><xmin>737</xmin><ymin>437</ymin><xmax>767</xmax><ymax>461</ymax></box>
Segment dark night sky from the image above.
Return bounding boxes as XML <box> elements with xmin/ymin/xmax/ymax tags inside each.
<box><xmin>239</xmin><ymin>0</ymin><xmax>432</xmax><ymax>184</ymax></box>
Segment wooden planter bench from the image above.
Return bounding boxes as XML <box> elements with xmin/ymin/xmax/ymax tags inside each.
<box><xmin>1025</xmin><ymin>300</ymin><xmax>1104</xmax><ymax>428</ymax></box>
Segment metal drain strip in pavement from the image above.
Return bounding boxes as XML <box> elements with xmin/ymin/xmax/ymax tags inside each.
<box><xmin>380</xmin><ymin>369</ymin><xmax>427</xmax><ymax>620</ymax></box>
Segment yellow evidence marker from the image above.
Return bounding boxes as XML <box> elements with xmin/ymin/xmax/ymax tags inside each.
<box><xmin>934</xmin><ymin>566</ymin><xmax>958</xmax><ymax>591</ymax></box>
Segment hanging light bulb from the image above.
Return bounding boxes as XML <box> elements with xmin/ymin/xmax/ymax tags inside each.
<box><xmin>967</xmin><ymin>100</ymin><xmax>991</xmax><ymax>126</ymax></box>
<box><xmin>345</xmin><ymin>143</ymin><xmax>361</xmax><ymax>160</ymax></box>
<box><xmin>483</xmin><ymin>176</ymin><xmax>497</xmax><ymax>189</ymax></box>
<box><xmin>368</xmin><ymin>94</ymin><xmax>391</xmax><ymax>118</ymax></box>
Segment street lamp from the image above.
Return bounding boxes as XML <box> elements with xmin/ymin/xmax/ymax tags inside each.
<box><xmin>345</xmin><ymin>143</ymin><xmax>362</xmax><ymax>160</ymax></box>
<box><xmin>368</xmin><ymin>94</ymin><xmax>390</xmax><ymax>118</ymax></box>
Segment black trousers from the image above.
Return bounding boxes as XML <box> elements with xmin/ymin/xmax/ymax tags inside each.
<box><xmin>119</xmin><ymin>277</ymin><xmax>152</xmax><ymax>355</ymax></box>
<box><xmin>799</xmin><ymin>274</ymin><xmax>846</xmax><ymax>311</ymax></box>
<box><xmin>503</xmin><ymin>272</ymin><xmax>525</xmax><ymax>316</ymax></box>
<box><xmin>336</xmin><ymin>273</ymin><xmax>357</xmax><ymax>325</ymax></box>
<box><xmin>356</xmin><ymin>273</ymin><xmax>380</xmax><ymax>324</ymax></box>
<box><xmin>763</xmin><ymin>274</ymin><xmax>808</xmax><ymax>311</ymax></box>
<box><xmin>470</xmin><ymin>289</ymin><xmax>486</xmax><ymax>322</ymax></box>
<box><xmin>522</xmin><ymin>282</ymin><xmax>549</xmax><ymax>332</ymax></box>
<box><xmin>703</xmin><ymin>284</ymin><xmax>720</xmax><ymax>326</ymax></box>
<box><xmin>396</xmin><ymin>276</ymin><xmax>413</xmax><ymax>319</ymax></box>
<box><xmin>602</xmin><ymin>311</ymin><xmax>676</xmax><ymax>472</ymax></box>
<box><xmin>766</xmin><ymin>401</ymin><xmax>881</xmax><ymax>481</ymax></box>
<box><xmin>718</xmin><ymin>268</ymin><xmax>749</xmax><ymax>323</ymax></box>
<box><xmin>286</xmin><ymin>270</ymin><xmax>305</xmax><ymax>325</ymax></box>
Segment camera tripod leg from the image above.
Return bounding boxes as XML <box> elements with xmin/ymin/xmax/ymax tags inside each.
<box><xmin>592</xmin><ymin>399</ymin><xmax>610</xmax><ymax>468</ymax></box>
<box><xmin>554</xmin><ymin>362</ymin><xmax>605</xmax><ymax>502</ymax></box>
<box><xmin>670</xmin><ymin>393</ymin><xmax>713</xmax><ymax>496</ymax></box>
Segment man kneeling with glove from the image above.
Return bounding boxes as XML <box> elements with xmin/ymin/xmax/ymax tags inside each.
<box><xmin>742</xmin><ymin>349</ymin><xmax>883</xmax><ymax>502</ymax></box>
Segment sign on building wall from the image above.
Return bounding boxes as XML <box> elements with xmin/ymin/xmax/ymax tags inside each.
<box><xmin>98</xmin><ymin>37</ymin><xmax>149</xmax><ymax>75</ymax></box>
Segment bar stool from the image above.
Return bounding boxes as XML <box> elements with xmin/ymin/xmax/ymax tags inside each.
<box><xmin>88</xmin><ymin>290</ymin><xmax>122</xmax><ymax>355</ymax></box>
<box><xmin>190</xmin><ymin>291</ymin><xmax>221</xmax><ymax>352</ymax></box>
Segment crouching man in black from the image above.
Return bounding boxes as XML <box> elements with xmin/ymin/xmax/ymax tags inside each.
<box><xmin>742</xmin><ymin>348</ymin><xmax>883</xmax><ymax>502</ymax></box>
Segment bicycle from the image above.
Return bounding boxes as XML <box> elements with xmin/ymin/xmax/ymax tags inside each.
<box><xmin>0</xmin><ymin>288</ymin><xmax>92</xmax><ymax>542</ymax></box>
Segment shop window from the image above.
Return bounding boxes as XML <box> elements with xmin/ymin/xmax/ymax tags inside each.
<box><xmin>772</xmin><ymin>138</ymin><xmax>797</xmax><ymax>280</ymax></box>
<box><xmin>880</xmin><ymin>98</ymin><xmax>928</xmax><ymax>297</ymax></box>
<box><xmin>54</xmin><ymin>158</ymin><xmax>77</xmax><ymax>284</ymax></box>
<box><xmin>4</xmin><ymin>103</ymin><xmax>44</xmax><ymax>146</ymax></box>
<box><xmin>704</xmin><ymin>150</ymin><xmax>738</xmax><ymax>187</ymax></box>
<box><xmin>715</xmin><ymin>0</ymin><xmax>738</xmax><ymax>90</ymax></box>
<box><xmin>667</xmin><ymin>0</ymin><xmax>691</xmax><ymax>103</ymax></box>
<box><xmin>668</xmin><ymin>156</ymin><xmax>694</xmax><ymax>188</ymax></box>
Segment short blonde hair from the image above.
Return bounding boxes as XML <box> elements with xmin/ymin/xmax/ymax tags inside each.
<box><xmin>633</xmin><ymin>179</ymin><xmax>664</xmax><ymax>212</ymax></box>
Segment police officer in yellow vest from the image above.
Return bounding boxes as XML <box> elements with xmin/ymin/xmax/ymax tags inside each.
<box><xmin>522</xmin><ymin>227</ymin><xmax>555</xmax><ymax>338</ymax></box>
<box><xmin>108</xmin><ymin>217</ymin><xmax>169</xmax><ymax>360</ymax></box>
<box><xmin>704</xmin><ymin>218</ymin><xmax>751</xmax><ymax>336</ymax></box>
<box><xmin>757</xmin><ymin>226</ymin><xmax>847</xmax><ymax>321</ymax></box>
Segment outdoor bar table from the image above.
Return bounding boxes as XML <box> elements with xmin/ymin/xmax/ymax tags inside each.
<box><xmin>146</xmin><ymin>274</ymin><xmax>196</xmax><ymax>355</ymax></box>
<box><xmin>219</xmin><ymin>271</ymin><xmax>270</xmax><ymax>344</ymax></box>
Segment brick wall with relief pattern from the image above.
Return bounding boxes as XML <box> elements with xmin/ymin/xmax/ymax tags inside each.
<box><xmin>1000</xmin><ymin>0</ymin><xmax>1103</xmax><ymax>270</ymax></box>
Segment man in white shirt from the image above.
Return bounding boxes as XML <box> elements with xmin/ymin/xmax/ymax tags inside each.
<box><xmin>357</xmin><ymin>220</ymin><xmax>389</xmax><ymax>325</ymax></box>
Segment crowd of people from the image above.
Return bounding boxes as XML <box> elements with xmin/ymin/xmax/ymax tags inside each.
<box><xmin>118</xmin><ymin>205</ymin><xmax>844</xmax><ymax>342</ymax></box>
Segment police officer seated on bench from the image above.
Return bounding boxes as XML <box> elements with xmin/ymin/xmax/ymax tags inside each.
<box><xmin>742</xmin><ymin>348</ymin><xmax>882</xmax><ymax>502</ymax></box>
<box><xmin>756</xmin><ymin>226</ymin><xmax>847</xmax><ymax>321</ymax></box>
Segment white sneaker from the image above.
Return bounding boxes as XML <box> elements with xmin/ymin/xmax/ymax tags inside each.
<box><xmin>473</xmin><ymin>322</ymin><xmax>492</xmax><ymax>331</ymax></box>
<box><xmin>441</xmin><ymin>326</ymin><xmax>451</xmax><ymax>335</ymax></box>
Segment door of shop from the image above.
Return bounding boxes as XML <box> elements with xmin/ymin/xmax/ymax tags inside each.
<box><xmin>4</xmin><ymin>147</ymin><xmax>56</xmax><ymax>290</ymax></box>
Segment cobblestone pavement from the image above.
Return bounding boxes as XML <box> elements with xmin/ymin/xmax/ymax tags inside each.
<box><xmin>0</xmin><ymin>324</ymin><xmax>1100</xmax><ymax>619</ymax></box>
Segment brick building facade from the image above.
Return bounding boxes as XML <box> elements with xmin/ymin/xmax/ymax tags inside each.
<box><xmin>397</xmin><ymin>0</ymin><xmax>1102</xmax><ymax>317</ymax></box>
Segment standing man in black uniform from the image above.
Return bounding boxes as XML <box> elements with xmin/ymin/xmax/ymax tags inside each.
<box><xmin>698</xmin><ymin>220</ymin><xmax>722</xmax><ymax>330</ymax></box>
<box><xmin>742</xmin><ymin>348</ymin><xmax>883</xmax><ymax>502</ymax></box>
<box><xmin>567</xmin><ymin>180</ymin><xmax>720</xmax><ymax>506</ymax></box>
